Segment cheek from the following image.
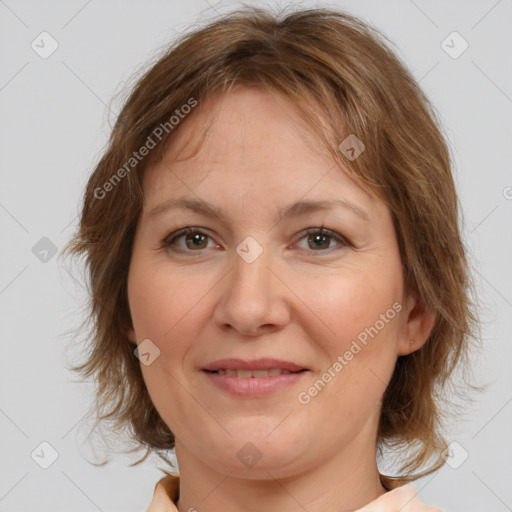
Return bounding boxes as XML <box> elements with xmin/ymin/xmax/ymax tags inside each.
<box><xmin>292</xmin><ymin>265</ymin><xmax>402</xmax><ymax>418</ymax></box>
<box><xmin>293</xmin><ymin>265</ymin><xmax>402</xmax><ymax>354</ymax></box>
<box><xmin>127</xmin><ymin>262</ymin><xmax>212</xmax><ymax>433</ymax></box>
<box><xmin>128</xmin><ymin>261</ymin><xmax>214</xmax><ymax>343</ymax></box>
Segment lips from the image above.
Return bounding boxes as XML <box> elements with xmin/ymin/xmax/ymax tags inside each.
<box><xmin>203</xmin><ymin>358</ymin><xmax>307</xmax><ymax>373</ymax></box>
<box><xmin>214</xmin><ymin>368</ymin><xmax>296</xmax><ymax>378</ymax></box>
<box><xmin>202</xmin><ymin>358</ymin><xmax>308</xmax><ymax>396</ymax></box>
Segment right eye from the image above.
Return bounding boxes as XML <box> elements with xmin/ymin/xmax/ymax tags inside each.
<box><xmin>161</xmin><ymin>227</ymin><xmax>220</xmax><ymax>254</ymax></box>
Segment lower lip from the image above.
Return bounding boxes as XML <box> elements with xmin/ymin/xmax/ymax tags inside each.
<box><xmin>202</xmin><ymin>370</ymin><xmax>308</xmax><ymax>397</ymax></box>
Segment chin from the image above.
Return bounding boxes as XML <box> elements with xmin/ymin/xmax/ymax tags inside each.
<box><xmin>209</xmin><ymin>451</ymin><xmax>309</xmax><ymax>480</ymax></box>
<box><xmin>200</xmin><ymin>428</ymin><xmax>310</xmax><ymax>476</ymax></box>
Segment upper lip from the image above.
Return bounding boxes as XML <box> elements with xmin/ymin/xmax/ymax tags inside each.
<box><xmin>203</xmin><ymin>358</ymin><xmax>307</xmax><ymax>372</ymax></box>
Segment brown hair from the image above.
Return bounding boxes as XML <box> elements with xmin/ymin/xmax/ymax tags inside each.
<box><xmin>63</xmin><ymin>5</ymin><xmax>478</xmax><ymax>489</ymax></box>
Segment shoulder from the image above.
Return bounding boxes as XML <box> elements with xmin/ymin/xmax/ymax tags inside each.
<box><xmin>146</xmin><ymin>473</ymin><xmax>180</xmax><ymax>512</ymax></box>
<box><xmin>355</xmin><ymin>484</ymin><xmax>445</xmax><ymax>511</ymax></box>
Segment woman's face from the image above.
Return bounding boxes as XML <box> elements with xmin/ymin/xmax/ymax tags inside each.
<box><xmin>127</xmin><ymin>87</ymin><xmax>422</xmax><ymax>479</ymax></box>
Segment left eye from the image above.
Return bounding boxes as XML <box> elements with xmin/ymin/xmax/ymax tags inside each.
<box><xmin>295</xmin><ymin>227</ymin><xmax>349</xmax><ymax>251</ymax></box>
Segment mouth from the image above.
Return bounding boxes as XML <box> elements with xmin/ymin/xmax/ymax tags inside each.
<box><xmin>202</xmin><ymin>357</ymin><xmax>308</xmax><ymax>374</ymax></box>
<box><xmin>201</xmin><ymin>358</ymin><xmax>309</xmax><ymax>397</ymax></box>
<box><xmin>204</xmin><ymin>368</ymin><xmax>307</xmax><ymax>378</ymax></box>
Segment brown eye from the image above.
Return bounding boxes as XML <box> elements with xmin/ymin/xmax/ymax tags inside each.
<box><xmin>162</xmin><ymin>227</ymin><xmax>217</xmax><ymax>253</ymax></box>
<box><xmin>297</xmin><ymin>228</ymin><xmax>349</xmax><ymax>253</ymax></box>
<box><xmin>184</xmin><ymin>231</ymin><xmax>208</xmax><ymax>250</ymax></box>
<box><xmin>307</xmin><ymin>232</ymin><xmax>332</xmax><ymax>250</ymax></box>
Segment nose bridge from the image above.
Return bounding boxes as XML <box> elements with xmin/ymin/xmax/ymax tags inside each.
<box><xmin>213</xmin><ymin>235</ymin><xmax>288</xmax><ymax>334</ymax></box>
<box><xmin>230</xmin><ymin>235</ymin><xmax>274</xmax><ymax>304</ymax></box>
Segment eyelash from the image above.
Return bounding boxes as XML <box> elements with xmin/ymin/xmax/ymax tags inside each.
<box><xmin>160</xmin><ymin>226</ymin><xmax>350</xmax><ymax>255</ymax></box>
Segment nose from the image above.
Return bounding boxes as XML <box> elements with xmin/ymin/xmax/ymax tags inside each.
<box><xmin>212</xmin><ymin>241</ymin><xmax>291</xmax><ymax>337</ymax></box>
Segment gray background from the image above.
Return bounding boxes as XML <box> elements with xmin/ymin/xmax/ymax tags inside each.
<box><xmin>0</xmin><ymin>0</ymin><xmax>511</xmax><ymax>511</ymax></box>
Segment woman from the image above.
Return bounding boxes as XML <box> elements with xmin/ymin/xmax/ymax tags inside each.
<box><xmin>64</xmin><ymin>6</ymin><xmax>476</xmax><ymax>511</ymax></box>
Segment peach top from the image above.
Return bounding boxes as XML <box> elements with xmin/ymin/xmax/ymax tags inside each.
<box><xmin>145</xmin><ymin>473</ymin><xmax>443</xmax><ymax>511</ymax></box>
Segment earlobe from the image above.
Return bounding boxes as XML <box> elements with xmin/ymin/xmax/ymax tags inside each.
<box><xmin>398</xmin><ymin>295</ymin><xmax>436</xmax><ymax>356</ymax></box>
<box><xmin>126</xmin><ymin>326</ymin><xmax>137</xmax><ymax>345</ymax></box>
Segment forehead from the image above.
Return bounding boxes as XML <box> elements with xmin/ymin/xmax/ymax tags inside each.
<box><xmin>141</xmin><ymin>88</ymin><xmax>379</xmax><ymax>219</ymax></box>
<box><xmin>162</xmin><ymin>88</ymin><xmax>330</xmax><ymax>170</ymax></box>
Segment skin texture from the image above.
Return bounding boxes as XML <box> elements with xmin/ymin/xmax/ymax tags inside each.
<box><xmin>127</xmin><ymin>88</ymin><xmax>436</xmax><ymax>512</ymax></box>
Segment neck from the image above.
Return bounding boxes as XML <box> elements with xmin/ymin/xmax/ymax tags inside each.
<box><xmin>174</xmin><ymin>439</ymin><xmax>386</xmax><ymax>512</ymax></box>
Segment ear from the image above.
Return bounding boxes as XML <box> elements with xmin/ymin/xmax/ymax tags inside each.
<box><xmin>126</xmin><ymin>325</ymin><xmax>137</xmax><ymax>345</ymax></box>
<box><xmin>397</xmin><ymin>293</ymin><xmax>437</xmax><ymax>356</ymax></box>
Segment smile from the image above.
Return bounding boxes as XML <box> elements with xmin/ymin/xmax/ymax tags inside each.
<box><xmin>201</xmin><ymin>358</ymin><xmax>309</xmax><ymax>397</ymax></box>
<box><xmin>209</xmin><ymin>368</ymin><xmax>301</xmax><ymax>377</ymax></box>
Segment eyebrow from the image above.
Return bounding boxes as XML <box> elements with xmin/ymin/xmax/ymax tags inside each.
<box><xmin>147</xmin><ymin>197</ymin><xmax>370</xmax><ymax>222</ymax></box>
